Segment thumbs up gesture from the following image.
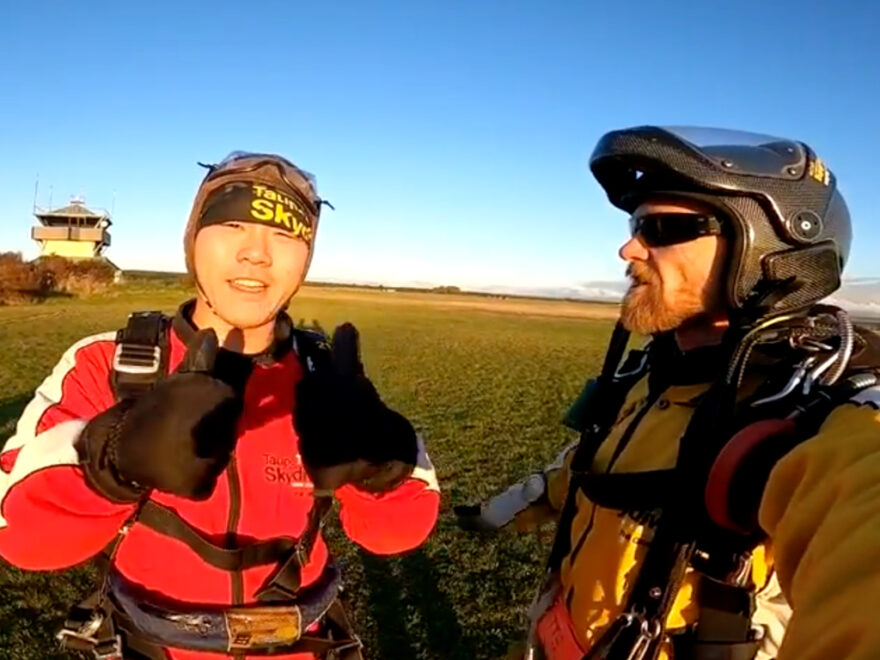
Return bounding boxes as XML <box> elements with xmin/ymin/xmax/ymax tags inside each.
<box><xmin>294</xmin><ymin>323</ymin><xmax>418</xmax><ymax>493</ymax></box>
<box><xmin>78</xmin><ymin>329</ymin><xmax>244</xmax><ymax>502</ymax></box>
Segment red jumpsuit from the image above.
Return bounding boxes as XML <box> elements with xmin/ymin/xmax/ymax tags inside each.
<box><xmin>0</xmin><ymin>308</ymin><xmax>440</xmax><ymax>659</ymax></box>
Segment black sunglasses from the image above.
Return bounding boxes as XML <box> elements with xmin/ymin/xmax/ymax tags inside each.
<box><xmin>629</xmin><ymin>213</ymin><xmax>723</xmax><ymax>248</ymax></box>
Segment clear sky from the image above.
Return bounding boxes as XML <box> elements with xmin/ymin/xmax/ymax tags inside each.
<box><xmin>1</xmin><ymin>1</ymin><xmax>878</xmax><ymax>290</ymax></box>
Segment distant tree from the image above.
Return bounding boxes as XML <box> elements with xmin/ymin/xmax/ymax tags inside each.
<box><xmin>0</xmin><ymin>254</ymin><xmax>118</xmax><ymax>304</ymax></box>
<box><xmin>0</xmin><ymin>252</ymin><xmax>48</xmax><ymax>304</ymax></box>
<box><xmin>36</xmin><ymin>256</ymin><xmax>115</xmax><ymax>295</ymax></box>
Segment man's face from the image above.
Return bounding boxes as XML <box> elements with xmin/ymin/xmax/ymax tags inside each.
<box><xmin>193</xmin><ymin>221</ymin><xmax>310</xmax><ymax>330</ymax></box>
<box><xmin>618</xmin><ymin>199</ymin><xmax>727</xmax><ymax>335</ymax></box>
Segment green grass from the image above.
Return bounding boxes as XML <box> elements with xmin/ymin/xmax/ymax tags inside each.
<box><xmin>0</xmin><ymin>286</ymin><xmax>611</xmax><ymax>659</ymax></box>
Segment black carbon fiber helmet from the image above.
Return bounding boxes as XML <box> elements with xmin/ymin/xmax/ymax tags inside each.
<box><xmin>590</xmin><ymin>126</ymin><xmax>851</xmax><ymax>318</ymax></box>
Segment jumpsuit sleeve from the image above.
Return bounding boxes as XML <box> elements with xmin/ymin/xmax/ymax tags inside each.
<box><xmin>335</xmin><ymin>435</ymin><xmax>440</xmax><ymax>554</ymax></box>
<box><xmin>759</xmin><ymin>388</ymin><xmax>880</xmax><ymax>660</ymax></box>
<box><xmin>505</xmin><ymin>440</ymin><xmax>579</xmax><ymax>532</ymax></box>
<box><xmin>0</xmin><ymin>333</ymin><xmax>136</xmax><ymax>570</ymax></box>
<box><xmin>544</xmin><ymin>441</ymin><xmax>578</xmax><ymax>512</ymax></box>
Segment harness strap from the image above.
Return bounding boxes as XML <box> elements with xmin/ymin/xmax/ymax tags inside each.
<box><xmin>547</xmin><ymin>323</ymin><xmax>640</xmax><ymax>572</ymax></box>
<box><xmin>576</xmin><ymin>469</ymin><xmax>677</xmax><ymax>512</ymax></box>
<box><xmin>256</xmin><ymin>495</ymin><xmax>335</xmax><ymax>602</ymax></box>
<box><xmin>317</xmin><ymin>600</ymin><xmax>366</xmax><ymax>660</ymax></box>
<box><xmin>57</xmin><ymin>589</ymin><xmax>123</xmax><ymax>660</ymax></box>
<box><xmin>136</xmin><ymin>496</ymin><xmax>335</xmax><ymax>604</ymax></box>
<box><xmin>582</xmin><ymin>524</ymin><xmax>695</xmax><ymax>660</ymax></box>
<box><xmin>692</xmin><ymin>576</ymin><xmax>755</xmax><ymax>643</ymax></box>
<box><xmin>137</xmin><ymin>500</ymin><xmax>295</xmax><ymax>571</ymax></box>
<box><xmin>671</xmin><ymin>637</ymin><xmax>762</xmax><ymax>660</ymax></box>
<box><xmin>111</xmin><ymin>312</ymin><xmax>169</xmax><ymax>400</ymax></box>
<box><xmin>581</xmin><ymin>337</ymin><xmax>747</xmax><ymax>660</ymax></box>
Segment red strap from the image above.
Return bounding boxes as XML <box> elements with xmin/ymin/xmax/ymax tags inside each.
<box><xmin>536</xmin><ymin>593</ymin><xmax>586</xmax><ymax>660</ymax></box>
<box><xmin>705</xmin><ymin>417</ymin><xmax>797</xmax><ymax>534</ymax></box>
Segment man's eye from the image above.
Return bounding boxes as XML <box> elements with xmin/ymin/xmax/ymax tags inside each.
<box><xmin>273</xmin><ymin>231</ymin><xmax>296</xmax><ymax>240</ymax></box>
<box><xmin>223</xmin><ymin>222</ymin><xmax>244</xmax><ymax>230</ymax></box>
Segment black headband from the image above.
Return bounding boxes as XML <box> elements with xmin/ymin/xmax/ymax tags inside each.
<box><xmin>198</xmin><ymin>182</ymin><xmax>314</xmax><ymax>245</ymax></box>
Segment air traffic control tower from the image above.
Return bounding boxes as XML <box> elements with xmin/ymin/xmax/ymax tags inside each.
<box><xmin>31</xmin><ymin>197</ymin><xmax>111</xmax><ymax>259</ymax></box>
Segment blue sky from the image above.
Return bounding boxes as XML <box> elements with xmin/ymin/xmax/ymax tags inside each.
<box><xmin>1</xmin><ymin>1</ymin><xmax>878</xmax><ymax>290</ymax></box>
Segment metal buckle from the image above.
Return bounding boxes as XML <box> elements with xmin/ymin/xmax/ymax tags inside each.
<box><xmin>294</xmin><ymin>542</ymin><xmax>310</xmax><ymax>568</ymax></box>
<box><xmin>615</xmin><ymin>350</ymin><xmax>649</xmax><ymax>379</ymax></box>
<box><xmin>112</xmin><ymin>342</ymin><xmax>161</xmax><ymax>375</ymax></box>
<box><xmin>334</xmin><ymin>634</ymin><xmax>363</xmax><ymax>652</ymax></box>
<box><xmin>92</xmin><ymin>635</ymin><xmax>123</xmax><ymax>660</ymax></box>
<box><xmin>750</xmin><ymin>355</ymin><xmax>817</xmax><ymax>407</ymax></box>
<box><xmin>625</xmin><ymin>616</ymin><xmax>662</xmax><ymax>660</ymax></box>
<box><xmin>57</xmin><ymin>610</ymin><xmax>103</xmax><ymax>645</ymax></box>
<box><xmin>56</xmin><ymin>610</ymin><xmax>122</xmax><ymax>659</ymax></box>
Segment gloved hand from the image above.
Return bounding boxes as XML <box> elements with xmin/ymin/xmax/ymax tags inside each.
<box><xmin>454</xmin><ymin>473</ymin><xmax>552</xmax><ymax>532</ymax></box>
<box><xmin>77</xmin><ymin>329</ymin><xmax>243</xmax><ymax>502</ymax></box>
<box><xmin>294</xmin><ymin>322</ymin><xmax>418</xmax><ymax>493</ymax></box>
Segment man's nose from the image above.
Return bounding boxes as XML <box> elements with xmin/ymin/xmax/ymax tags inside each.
<box><xmin>619</xmin><ymin>235</ymin><xmax>649</xmax><ymax>262</ymax></box>
<box><xmin>237</xmin><ymin>227</ymin><xmax>272</xmax><ymax>265</ymax></box>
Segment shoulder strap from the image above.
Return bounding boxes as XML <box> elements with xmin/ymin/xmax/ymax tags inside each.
<box><xmin>546</xmin><ymin>324</ymin><xmax>647</xmax><ymax>571</ymax></box>
<box><xmin>137</xmin><ymin>500</ymin><xmax>295</xmax><ymax>572</ymax></box>
<box><xmin>292</xmin><ymin>326</ymin><xmax>333</xmax><ymax>376</ymax></box>
<box><xmin>111</xmin><ymin>311</ymin><xmax>170</xmax><ymax>401</ymax></box>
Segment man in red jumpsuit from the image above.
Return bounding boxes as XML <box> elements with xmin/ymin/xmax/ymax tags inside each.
<box><xmin>0</xmin><ymin>152</ymin><xmax>440</xmax><ymax>659</ymax></box>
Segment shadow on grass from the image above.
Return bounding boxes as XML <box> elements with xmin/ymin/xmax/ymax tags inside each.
<box><xmin>0</xmin><ymin>393</ymin><xmax>32</xmax><ymax>448</ymax></box>
<box><xmin>0</xmin><ymin>393</ymin><xmax>96</xmax><ymax>658</ymax></box>
<box><xmin>360</xmin><ymin>547</ymin><xmax>479</xmax><ymax>660</ymax></box>
<box><xmin>0</xmin><ymin>561</ymin><xmax>100</xmax><ymax>659</ymax></box>
<box><xmin>399</xmin><ymin>549</ymin><xmax>479</xmax><ymax>660</ymax></box>
<box><xmin>360</xmin><ymin>551</ymin><xmax>417</xmax><ymax>659</ymax></box>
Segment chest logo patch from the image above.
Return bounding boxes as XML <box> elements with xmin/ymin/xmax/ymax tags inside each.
<box><xmin>263</xmin><ymin>453</ymin><xmax>312</xmax><ymax>489</ymax></box>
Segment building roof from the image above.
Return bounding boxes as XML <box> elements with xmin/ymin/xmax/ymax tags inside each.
<box><xmin>34</xmin><ymin>198</ymin><xmax>111</xmax><ymax>225</ymax></box>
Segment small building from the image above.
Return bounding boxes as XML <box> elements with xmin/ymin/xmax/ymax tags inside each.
<box><xmin>32</xmin><ymin>197</ymin><xmax>111</xmax><ymax>259</ymax></box>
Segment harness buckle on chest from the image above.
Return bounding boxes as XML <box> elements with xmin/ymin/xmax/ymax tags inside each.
<box><xmin>113</xmin><ymin>343</ymin><xmax>161</xmax><ymax>375</ymax></box>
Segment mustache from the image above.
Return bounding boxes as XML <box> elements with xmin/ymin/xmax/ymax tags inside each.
<box><xmin>626</xmin><ymin>263</ymin><xmax>658</xmax><ymax>286</ymax></box>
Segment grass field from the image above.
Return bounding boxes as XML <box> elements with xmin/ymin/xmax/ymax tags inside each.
<box><xmin>0</xmin><ymin>284</ymin><xmax>614</xmax><ymax>660</ymax></box>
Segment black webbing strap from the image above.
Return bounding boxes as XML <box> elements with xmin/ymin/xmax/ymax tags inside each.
<box><xmin>111</xmin><ymin>312</ymin><xmax>169</xmax><ymax>400</ymax></box>
<box><xmin>57</xmin><ymin>513</ymin><xmax>146</xmax><ymax>659</ymax></box>
<box><xmin>262</xmin><ymin>601</ymin><xmax>364</xmax><ymax>660</ymax></box>
<box><xmin>290</xmin><ymin>635</ymin><xmax>363</xmax><ymax>659</ymax></box>
<box><xmin>671</xmin><ymin>634</ymin><xmax>760</xmax><ymax>660</ymax></box>
<box><xmin>57</xmin><ymin>587</ymin><xmax>123</xmax><ymax>659</ymax></box>
<box><xmin>691</xmin><ymin>575</ymin><xmax>755</xmax><ymax>643</ymax></box>
<box><xmin>137</xmin><ymin>496</ymin><xmax>335</xmax><ymax>603</ymax></box>
<box><xmin>576</xmin><ymin>469</ymin><xmax>677</xmax><ymax>512</ymax></box>
<box><xmin>292</xmin><ymin>327</ymin><xmax>334</xmax><ymax>375</ymax></box>
<box><xmin>547</xmin><ymin>323</ymin><xmax>638</xmax><ymax>571</ymax></box>
<box><xmin>320</xmin><ymin>599</ymin><xmax>366</xmax><ymax>660</ymax></box>
<box><xmin>256</xmin><ymin>495</ymin><xmax>335</xmax><ymax>602</ymax></box>
<box><xmin>582</xmin><ymin>524</ymin><xmax>695</xmax><ymax>660</ymax></box>
<box><xmin>137</xmin><ymin>500</ymin><xmax>295</xmax><ymax>571</ymax></box>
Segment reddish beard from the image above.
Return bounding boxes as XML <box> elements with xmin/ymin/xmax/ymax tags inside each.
<box><xmin>620</xmin><ymin>263</ymin><xmax>706</xmax><ymax>335</ymax></box>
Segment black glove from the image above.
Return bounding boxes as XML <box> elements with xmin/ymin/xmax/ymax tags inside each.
<box><xmin>77</xmin><ymin>329</ymin><xmax>243</xmax><ymax>502</ymax></box>
<box><xmin>294</xmin><ymin>322</ymin><xmax>418</xmax><ymax>492</ymax></box>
